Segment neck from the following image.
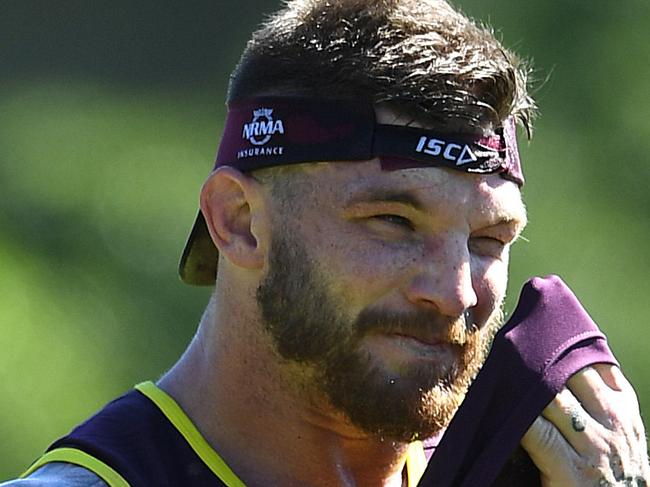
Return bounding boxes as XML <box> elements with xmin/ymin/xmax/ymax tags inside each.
<box><xmin>158</xmin><ymin>291</ymin><xmax>411</xmax><ymax>487</ymax></box>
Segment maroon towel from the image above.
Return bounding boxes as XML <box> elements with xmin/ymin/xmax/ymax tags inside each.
<box><xmin>419</xmin><ymin>275</ymin><xmax>618</xmax><ymax>486</ymax></box>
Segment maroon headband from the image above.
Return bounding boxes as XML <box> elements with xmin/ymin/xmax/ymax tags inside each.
<box><xmin>215</xmin><ymin>97</ymin><xmax>524</xmax><ymax>186</ymax></box>
<box><xmin>179</xmin><ymin>97</ymin><xmax>524</xmax><ymax>285</ymax></box>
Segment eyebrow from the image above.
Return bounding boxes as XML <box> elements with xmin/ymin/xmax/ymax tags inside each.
<box><xmin>345</xmin><ymin>189</ymin><xmax>426</xmax><ymax>211</ymax></box>
<box><xmin>344</xmin><ymin>187</ymin><xmax>528</xmax><ymax>231</ymax></box>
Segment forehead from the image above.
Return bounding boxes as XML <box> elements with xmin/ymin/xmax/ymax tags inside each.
<box><xmin>300</xmin><ymin>159</ymin><xmax>527</xmax><ymax>227</ymax></box>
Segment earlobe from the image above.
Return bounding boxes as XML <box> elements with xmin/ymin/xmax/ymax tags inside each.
<box><xmin>199</xmin><ymin>166</ymin><xmax>266</xmax><ymax>270</ymax></box>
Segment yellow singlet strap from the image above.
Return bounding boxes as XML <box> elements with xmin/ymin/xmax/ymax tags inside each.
<box><xmin>21</xmin><ymin>382</ymin><xmax>426</xmax><ymax>487</ymax></box>
<box><xmin>405</xmin><ymin>440</ymin><xmax>427</xmax><ymax>487</ymax></box>
<box><xmin>20</xmin><ymin>447</ymin><xmax>130</xmax><ymax>487</ymax></box>
<box><xmin>135</xmin><ymin>381</ymin><xmax>247</xmax><ymax>487</ymax></box>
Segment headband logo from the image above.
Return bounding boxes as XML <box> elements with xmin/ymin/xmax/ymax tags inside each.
<box><xmin>237</xmin><ymin>107</ymin><xmax>285</xmax><ymax>160</ymax></box>
<box><xmin>242</xmin><ymin>108</ymin><xmax>285</xmax><ymax>146</ymax></box>
<box><xmin>415</xmin><ymin>136</ymin><xmax>478</xmax><ymax>166</ymax></box>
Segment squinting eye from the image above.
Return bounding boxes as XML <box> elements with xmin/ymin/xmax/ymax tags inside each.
<box><xmin>469</xmin><ymin>236</ymin><xmax>507</xmax><ymax>257</ymax></box>
<box><xmin>373</xmin><ymin>214</ymin><xmax>414</xmax><ymax>230</ymax></box>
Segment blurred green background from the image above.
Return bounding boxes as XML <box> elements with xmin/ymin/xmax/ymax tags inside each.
<box><xmin>1</xmin><ymin>0</ymin><xmax>648</xmax><ymax>479</ymax></box>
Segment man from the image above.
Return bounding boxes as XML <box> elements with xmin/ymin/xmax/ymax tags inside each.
<box><xmin>4</xmin><ymin>0</ymin><xmax>648</xmax><ymax>485</ymax></box>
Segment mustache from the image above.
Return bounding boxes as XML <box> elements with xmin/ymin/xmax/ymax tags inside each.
<box><xmin>353</xmin><ymin>308</ymin><xmax>477</xmax><ymax>346</ymax></box>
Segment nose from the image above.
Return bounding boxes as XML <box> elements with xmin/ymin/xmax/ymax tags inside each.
<box><xmin>404</xmin><ymin>238</ymin><xmax>478</xmax><ymax>317</ymax></box>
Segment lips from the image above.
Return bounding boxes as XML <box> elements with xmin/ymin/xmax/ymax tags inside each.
<box><xmin>353</xmin><ymin>307</ymin><xmax>473</xmax><ymax>349</ymax></box>
<box><xmin>391</xmin><ymin>332</ymin><xmax>446</xmax><ymax>347</ymax></box>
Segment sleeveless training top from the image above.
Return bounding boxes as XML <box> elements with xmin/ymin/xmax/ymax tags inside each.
<box><xmin>21</xmin><ymin>382</ymin><xmax>428</xmax><ymax>487</ymax></box>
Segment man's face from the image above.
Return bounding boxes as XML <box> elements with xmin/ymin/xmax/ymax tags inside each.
<box><xmin>256</xmin><ymin>159</ymin><xmax>526</xmax><ymax>442</ymax></box>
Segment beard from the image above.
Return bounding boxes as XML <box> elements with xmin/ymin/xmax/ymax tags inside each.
<box><xmin>256</xmin><ymin>230</ymin><xmax>503</xmax><ymax>443</ymax></box>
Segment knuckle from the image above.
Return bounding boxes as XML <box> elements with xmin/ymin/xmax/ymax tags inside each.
<box><xmin>575</xmin><ymin>453</ymin><xmax>615</xmax><ymax>483</ymax></box>
<box><xmin>576</xmin><ymin>441</ymin><xmax>616</xmax><ymax>472</ymax></box>
<box><xmin>548</xmin><ymin>389</ymin><xmax>570</xmax><ymax>410</ymax></box>
<box><xmin>600</xmin><ymin>404</ymin><xmax>626</xmax><ymax>431</ymax></box>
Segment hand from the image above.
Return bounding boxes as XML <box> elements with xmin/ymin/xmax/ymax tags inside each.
<box><xmin>521</xmin><ymin>364</ymin><xmax>650</xmax><ymax>486</ymax></box>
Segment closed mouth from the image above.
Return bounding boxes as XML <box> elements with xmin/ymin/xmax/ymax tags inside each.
<box><xmin>391</xmin><ymin>332</ymin><xmax>446</xmax><ymax>347</ymax></box>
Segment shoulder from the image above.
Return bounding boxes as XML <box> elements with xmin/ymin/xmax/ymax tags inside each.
<box><xmin>0</xmin><ymin>463</ymin><xmax>108</xmax><ymax>487</ymax></box>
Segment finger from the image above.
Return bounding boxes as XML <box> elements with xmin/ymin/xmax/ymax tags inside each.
<box><xmin>591</xmin><ymin>365</ymin><xmax>643</xmax><ymax>421</ymax></box>
<box><xmin>599</xmin><ymin>366</ymin><xmax>647</xmax><ymax>448</ymax></box>
<box><xmin>568</xmin><ymin>366</ymin><xmax>645</xmax><ymax>458</ymax></box>
<box><xmin>521</xmin><ymin>414</ymin><xmax>581</xmax><ymax>482</ymax></box>
<box><xmin>567</xmin><ymin>366</ymin><xmax>619</xmax><ymax>427</ymax></box>
<box><xmin>567</xmin><ymin>368</ymin><xmax>649</xmax><ymax>481</ymax></box>
<box><xmin>593</xmin><ymin>363</ymin><xmax>625</xmax><ymax>392</ymax></box>
<box><xmin>541</xmin><ymin>387</ymin><xmax>608</xmax><ymax>454</ymax></box>
<box><xmin>595</xmin><ymin>367</ymin><xmax>650</xmax><ymax>473</ymax></box>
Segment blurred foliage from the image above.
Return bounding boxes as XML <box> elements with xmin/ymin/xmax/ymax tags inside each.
<box><xmin>1</xmin><ymin>0</ymin><xmax>648</xmax><ymax>480</ymax></box>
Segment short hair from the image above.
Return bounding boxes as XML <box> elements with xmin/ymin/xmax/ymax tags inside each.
<box><xmin>228</xmin><ymin>0</ymin><xmax>536</xmax><ymax>136</ymax></box>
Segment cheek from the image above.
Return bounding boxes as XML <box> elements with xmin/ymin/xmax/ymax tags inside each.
<box><xmin>470</xmin><ymin>256</ymin><xmax>509</xmax><ymax>325</ymax></box>
<box><xmin>306</xmin><ymin>230</ymin><xmax>418</xmax><ymax>304</ymax></box>
<box><xmin>335</xmin><ymin>241</ymin><xmax>414</xmax><ymax>282</ymax></box>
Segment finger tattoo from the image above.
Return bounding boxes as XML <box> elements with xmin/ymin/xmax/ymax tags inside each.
<box><xmin>570</xmin><ymin>407</ymin><xmax>586</xmax><ymax>432</ymax></box>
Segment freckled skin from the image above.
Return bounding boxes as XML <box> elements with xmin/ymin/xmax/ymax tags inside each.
<box><xmin>271</xmin><ymin>159</ymin><xmax>525</xmax><ymax>334</ymax></box>
<box><xmin>255</xmin><ymin>155</ymin><xmax>526</xmax><ymax>444</ymax></box>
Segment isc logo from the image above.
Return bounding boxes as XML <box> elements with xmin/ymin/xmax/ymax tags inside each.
<box><xmin>415</xmin><ymin>136</ymin><xmax>478</xmax><ymax>166</ymax></box>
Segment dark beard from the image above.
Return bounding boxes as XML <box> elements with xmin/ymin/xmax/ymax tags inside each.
<box><xmin>256</xmin><ymin>231</ymin><xmax>501</xmax><ymax>442</ymax></box>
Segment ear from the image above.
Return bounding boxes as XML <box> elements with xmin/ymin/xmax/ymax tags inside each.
<box><xmin>199</xmin><ymin>166</ymin><xmax>267</xmax><ymax>271</ymax></box>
